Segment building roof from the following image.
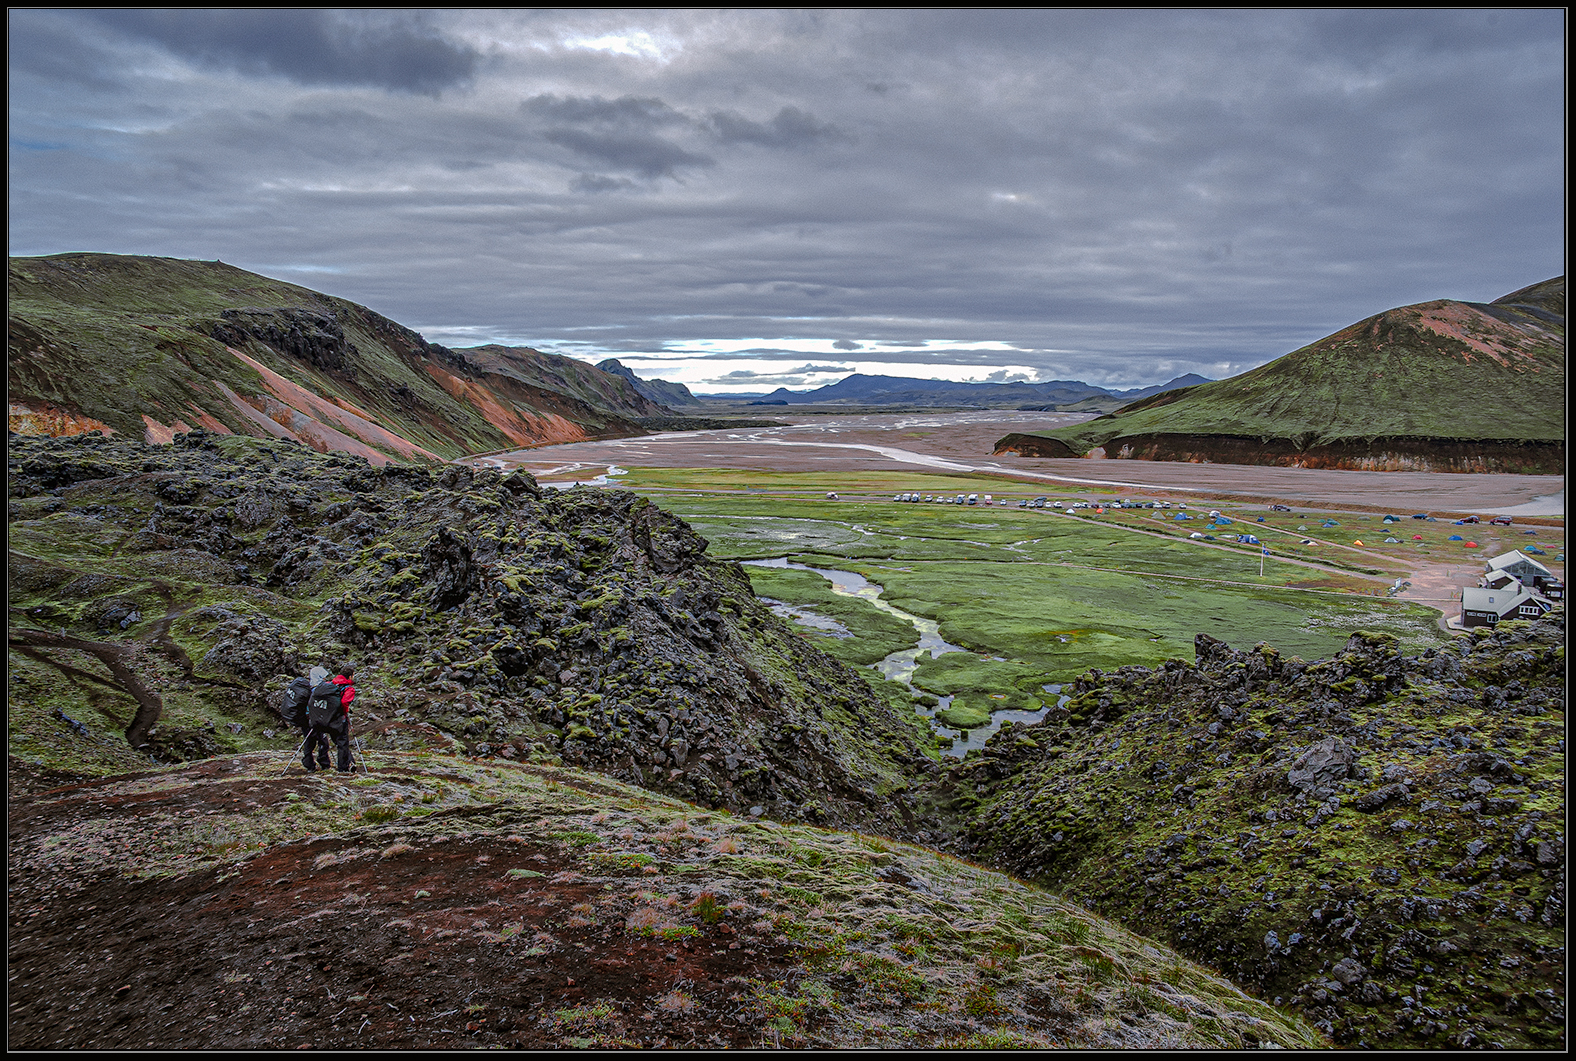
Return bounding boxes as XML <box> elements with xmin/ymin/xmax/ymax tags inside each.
<box><xmin>1484</xmin><ymin>550</ymin><xmax>1555</xmax><ymax>577</ymax></box>
<box><xmin>1462</xmin><ymin>584</ymin><xmax>1546</xmax><ymax>615</ymax></box>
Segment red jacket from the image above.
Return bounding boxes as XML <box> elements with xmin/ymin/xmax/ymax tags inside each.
<box><xmin>332</xmin><ymin>675</ymin><xmax>355</xmax><ymax>715</ymax></box>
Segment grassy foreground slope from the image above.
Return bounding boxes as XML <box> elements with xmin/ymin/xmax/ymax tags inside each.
<box><xmin>999</xmin><ymin>277</ymin><xmax>1565</xmax><ymax>472</ymax></box>
<box><xmin>8</xmin><ymin>253</ymin><xmax>658</xmax><ymax>461</ymax></box>
<box><xmin>6</xmin><ymin>753</ymin><xmax>1324</xmax><ymax>1049</ymax></box>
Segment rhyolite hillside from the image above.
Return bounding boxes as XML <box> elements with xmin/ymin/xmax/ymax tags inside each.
<box><xmin>7</xmin><ymin>254</ymin><xmax>666</xmax><ymax>461</ymax></box>
<box><xmin>927</xmin><ymin>617</ymin><xmax>1566</xmax><ymax>1049</ymax></box>
<box><xmin>997</xmin><ymin>278</ymin><xmax>1565</xmax><ymax>472</ymax></box>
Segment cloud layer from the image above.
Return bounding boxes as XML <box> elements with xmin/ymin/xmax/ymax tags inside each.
<box><xmin>8</xmin><ymin>10</ymin><xmax>1565</xmax><ymax>392</ymax></box>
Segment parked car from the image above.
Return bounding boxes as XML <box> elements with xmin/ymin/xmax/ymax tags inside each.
<box><xmin>1490</xmin><ymin>516</ymin><xmax>1514</xmax><ymax>526</ymax></box>
<box><xmin>1270</xmin><ymin>504</ymin><xmax>1291</xmax><ymax>512</ymax></box>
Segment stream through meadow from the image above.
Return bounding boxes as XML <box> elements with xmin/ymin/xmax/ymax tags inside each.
<box><xmin>744</xmin><ymin>558</ymin><xmax>1068</xmax><ymax>757</ymax></box>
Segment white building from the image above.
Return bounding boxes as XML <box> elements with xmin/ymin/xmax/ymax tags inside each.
<box><xmin>1460</xmin><ymin>584</ymin><xmax>1554</xmax><ymax>628</ymax></box>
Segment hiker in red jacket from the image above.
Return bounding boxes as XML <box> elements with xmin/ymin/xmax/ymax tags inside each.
<box><xmin>303</xmin><ymin>665</ymin><xmax>357</xmax><ymax>773</ymax></box>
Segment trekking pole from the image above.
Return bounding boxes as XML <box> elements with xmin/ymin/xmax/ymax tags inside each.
<box><xmin>346</xmin><ymin>734</ymin><xmax>367</xmax><ymax>775</ymax></box>
<box><xmin>281</xmin><ymin>732</ymin><xmax>309</xmax><ymax>775</ymax></box>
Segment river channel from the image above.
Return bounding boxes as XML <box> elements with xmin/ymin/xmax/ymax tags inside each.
<box><xmin>743</xmin><ymin>558</ymin><xmax>1068</xmax><ymax>757</ymax></box>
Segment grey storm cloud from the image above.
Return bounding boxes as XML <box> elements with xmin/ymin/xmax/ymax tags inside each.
<box><xmin>523</xmin><ymin>93</ymin><xmax>686</xmax><ymax>127</ymax></box>
<box><xmin>706</xmin><ymin>106</ymin><xmax>846</xmax><ymax>147</ymax></box>
<box><xmin>7</xmin><ymin>9</ymin><xmax>1565</xmax><ymax>390</ymax></box>
<box><xmin>543</xmin><ymin>128</ymin><xmax>713</xmax><ymax>179</ymax></box>
<box><xmin>524</xmin><ymin>93</ymin><xmax>842</xmax><ymax>180</ymax></box>
<box><xmin>78</xmin><ymin>9</ymin><xmax>478</xmax><ymax>95</ymax></box>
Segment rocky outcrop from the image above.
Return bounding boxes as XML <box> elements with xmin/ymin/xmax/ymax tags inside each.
<box><xmin>7</xmin><ymin>431</ymin><xmax>935</xmax><ymax>835</ymax></box>
<box><xmin>210</xmin><ymin>307</ymin><xmax>357</xmax><ymax>374</ymax></box>
<box><xmin>933</xmin><ymin>613</ymin><xmax>1566</xmax><ymax>1049</ymax></box>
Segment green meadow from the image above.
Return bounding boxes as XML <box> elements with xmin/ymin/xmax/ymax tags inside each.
<box><xmin>645</xmin><ymin>481</ymin><xmax>1450</xmax><ymax>692</ymax></box>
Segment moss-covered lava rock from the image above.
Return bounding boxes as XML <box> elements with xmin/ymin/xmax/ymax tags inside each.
<box><xmin>930</xmin><ymin>614</ymin><xmax>1566</xmax><ymax>1049</ymax></box>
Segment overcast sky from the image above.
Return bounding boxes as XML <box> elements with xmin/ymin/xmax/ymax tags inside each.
<box><xmin>9</xmin><ymin>9</ymin><xmax>1565</xmax><ymax>393</ymax></box>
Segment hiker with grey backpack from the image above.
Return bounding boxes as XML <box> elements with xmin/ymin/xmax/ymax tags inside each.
<box><xmin>302</xmin><ymin>665</ymin><xmax>358</xmax><ymax>773</ymax></box>
<box><xmin>279</xmin><ymin>666</ymin><xmax>329</xmax><ymax>767</ymax></box>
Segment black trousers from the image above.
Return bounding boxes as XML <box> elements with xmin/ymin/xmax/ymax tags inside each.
<box><xmin>303</xmin><ymin>724</ymin><xmax>350</xmax><ymax>771</ymax></box>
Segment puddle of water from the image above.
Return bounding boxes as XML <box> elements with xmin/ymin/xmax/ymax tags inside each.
<box><xmin>743</xmin><ymin>558</ymin><xmax>1068</xmax><ymax>757</ymax></box>
<box><xmin>542</xmin><ymin>465</ymin><xmax>628</xmax><ymax>489</ymax></box>
<box><xmin>757</xmin><ymin>597</ymin><xmax>853</xmax><ymax>638</ymax></box>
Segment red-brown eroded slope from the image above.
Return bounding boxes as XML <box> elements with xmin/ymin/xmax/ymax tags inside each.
<box><xmin>424</xmin><ymin>364</ymin><xmax>599</xmax><ymax>448</ymax></box>
<box><xmin>223</xmin><ymin>347</ymin><xmax>445</xmax><ymax>464</ymax></box>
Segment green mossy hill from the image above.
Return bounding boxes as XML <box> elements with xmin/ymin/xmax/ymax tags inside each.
<box><xmin>7</xmin><ymin>431</ymin><xmax>939</xmax><ymax>834</ymax></box>
<box><xmin>7</xmin><ymin>253</ymin><xmax>649</xmax><ymax>458</ymax></box>
<box><xmin>932</xmin><ymin>612</ymin><xmax>1566</xmax><ymax>1049</ymax></box>
<box><xmin>6</xmin><ymin>753</ymin><xmax>1325</xmax><ymax>1049</ymax></box>
<box><xmin>1004</xmin><ymin>277</ymin><xmax>1565</xmax><ymax>472</ymax></box>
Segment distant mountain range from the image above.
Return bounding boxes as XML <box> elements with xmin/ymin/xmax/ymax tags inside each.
<box><xmin>996</xmin><ymin>278</ymin><xmax>1566</xmax><ymax>474</ymax></box>
<box><xmin>596</xmin><ymin>358</ymin><xmax>703</xmax><ymax>409</ymax></box>
<box><xmin>701</xmin><ymin>372</ymin><xmax>1212</xmax><ymax>409</ymax></box>
<box><xmin>7</xmin><ymin>254</ymin><xmax>670</xmax><ymax>462</ymax></box>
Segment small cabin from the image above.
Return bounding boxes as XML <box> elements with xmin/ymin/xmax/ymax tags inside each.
<box><xmin>1460</xmin><ymin>585</ymin><xmax>1553</xmax><ymax>628</ymax></box>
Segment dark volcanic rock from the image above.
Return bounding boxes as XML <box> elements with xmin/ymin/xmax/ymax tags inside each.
<box><xmin>932</xmin><ymin>611</ymin><xmax>1566</xmax><ymax>1050</ymax></box>
<box><xmin>6</xmin><ymin>433</ymin><xmax>934</xmax><ymax>835</ymax></box>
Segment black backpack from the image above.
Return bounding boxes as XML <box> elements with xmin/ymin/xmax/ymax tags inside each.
<box><xmin>307</xmin><ymin>681</ymin><xmax>345</xmax><ymax>730</ymax></box>
<box><xmin>280</xmin><ymin>676</ymin><xmax>313</xmax><ymax>727</ymax></box>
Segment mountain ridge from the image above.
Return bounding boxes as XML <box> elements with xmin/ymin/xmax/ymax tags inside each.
<box><xmin>596</xmin><ymin>357</ymin><xmax>703</xmax><ymax>409</ymax></box>
<box><xmin>995</xmin><ymin>278</ymin><xmax>1565</xmax><ymax>473</ymax></box>
<box><xmin>701</xmin><ymin>372</ymin><xmax>1210</xmax><ymax>409</ymax></box>
<box><xmin>7</xmin><ymin>253</ymin><xmax>663</xmax><ymax>462</ymax></box>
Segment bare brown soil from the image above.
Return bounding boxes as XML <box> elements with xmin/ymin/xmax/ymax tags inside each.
<box><xmin>6</xmin><ymin>759</ymin><xmax>795</xmax><ymax>1050</ymax></box>
<box><xmin>998</xmin><ymin>431</ymin><xmax>1563</xmax><ymax>475</ymax></box>
<box><xmin>492</xmin><ymin>412</ymin><xmax>1565</xmax><ymax>516</ymax></box>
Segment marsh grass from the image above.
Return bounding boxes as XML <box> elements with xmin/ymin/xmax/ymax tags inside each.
<box><xmin>662</xmin><ymin>492</ymin><xmax>1450</xmax><ymax>690</ymax></box>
